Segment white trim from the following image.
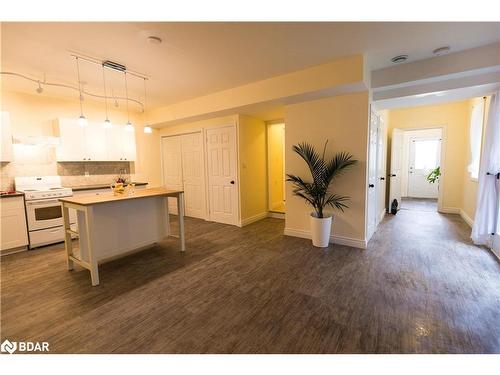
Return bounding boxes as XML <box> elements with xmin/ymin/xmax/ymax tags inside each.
<box><xmin>459</xmin><ymin>209</ymin><xmax>474</xmax><ymax>227</ymax></box>
<box><xmin>240</xmin><ymin>212</ymin><xmax>268</xmax><ymax>227</ymax></box>
<box><xmin>283</xmin><ymin>227</ymin><xmax>366</xmax><ymax>249</ymax></box>
<box><xmin>268</xmin><ymin>212</ymin><xmax>285</xmax><ymax>219</ymax></box>
<box><xmin>439</xmin><ymin>207</ymin><xmax>460</xmax><ymax>214</ymax></box>
<box><xmin>379</xmin><ymin>209</ymin><xmax>386</xmax><ymax>222</ymax></box>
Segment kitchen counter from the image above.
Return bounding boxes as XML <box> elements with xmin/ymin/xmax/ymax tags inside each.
<box><xmin>66</xmin><ymin>182</ymin><xmax>148</xmax><ymax>191</ymax></box>
<box><xmin>60</xmin><ymin>187</ymin><xmax>185</xmax><ymax>286</ymax></box>
<box><xmin>0</xmin><ymin>192</ymin><xmax>24</xmax><ymax>198</ymax></box>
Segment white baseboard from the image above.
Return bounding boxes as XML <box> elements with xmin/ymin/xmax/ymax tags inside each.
<box><xmin>459</xmin><ymin>209</ymin><xmax>474</xmax><ymax>227</ymax></box>
<box><xmin>267</xmin><ymin>212</ymin><xmax>285</xmax><ymax>219</ymax></box>
<box><xmin>439</xmin><ymin>207</ymin><xmax>460</xmax><ymax>214</ymax></box>
<box><xmin>240</xmin><ymin>212</ymin><xmax>268</xmax><ymax>227</ymax></box>
<box><xmin>283</xmin><ymin>227</ymin><xmax>366</xmax><ymax>249</ymax></box>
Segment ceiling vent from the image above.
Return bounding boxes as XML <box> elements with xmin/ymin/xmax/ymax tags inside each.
<box><xmin>391</xmin><ymin>54</ymin><xmax>408</xmax><ymax>64</ymax></box>
<box><xmin>102</xmin><ymin>60</ymin><xmax>126</xmax><ymax>72</ymax></box>
<box><xmin>433</xmin><ymin>46</ymin><xmax>451</xmax><ymax>56</ymax></box>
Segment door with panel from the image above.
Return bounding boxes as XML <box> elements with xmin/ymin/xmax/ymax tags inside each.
<box><xmin>366</xmin><ymin>111</ymin><xmax>379</xmax><ymax>241</ymax></box>
<box><xmin>206</xmin><ymin>126</ymin><xmax>239</xmax><ymax>225</ymax></box>
<box><xmin>180</xmin><ymin>133</ymin><xmax>206</xmax><ymax>219</ymax></box>
<box><xmin>407</xmin><ymin>137</ymin><xmax>441</xmax><ymax>198</ymax></box>
<box><xmin>389</xmin><ymin>128</ymin><xmax>403</xmax><ymax>212</ymax></box>
<box><xmin>161</xmin><ymin>136</ymin><xmax>183</xmax><ymax>214</ymax></box>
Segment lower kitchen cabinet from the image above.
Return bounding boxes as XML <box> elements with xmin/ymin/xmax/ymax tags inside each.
<box><xmin>0</xmin><ymin>196</ymin><xmax>29</xmax><ymax>254</ymax></box>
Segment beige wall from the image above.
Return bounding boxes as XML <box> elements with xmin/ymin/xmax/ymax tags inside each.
<box><xmin>387</xmin><ymin>98</ymin><xmax>489</xmax><ymax>223</ymax></box>
<box><xmin>284</xmin><ymin>91</ymin><xmax>369</xmax><ymax>244</ymax></box>
<box><xmin>0</xmin><ymin>90</ymin><xmax>162</xmax><ymax>190</ymax></box>
<box><xmin>267</xmin><ymin>122</ymin><xmax>285</xmax><ymax>212</ymax></box>
<box><xmin>238</xmin><ymin>115</ymin><xmax>267</xmax><ymax>221</ymax></box>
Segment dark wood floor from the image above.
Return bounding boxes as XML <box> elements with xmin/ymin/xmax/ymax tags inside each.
<box><xmin>1</xmin><ymin>210</ymin><xmax>499</xmax><ymax>353</ymax></box>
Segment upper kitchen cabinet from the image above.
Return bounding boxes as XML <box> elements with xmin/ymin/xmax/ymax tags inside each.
<box><xmin>54</xmin><ymin>119</ymin><xmax>136</xmax><ymax>162</ymax></box>
<box><xmin>1</xmin><ymin>112</ymin><xmax>13</xmax><ymax>162</ymax></box>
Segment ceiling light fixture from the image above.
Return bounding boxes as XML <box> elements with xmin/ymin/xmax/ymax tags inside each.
<box><xmin>147</xmin><ymin>36</ymin><xmax>162</xmax><ymax>45</ymax></box>
<box><xmin>75</xmin><ymin>57</ymin><xmax>88</xmax><ymax>127</ymax></box>
<box><xmin>101</xmin><ymin>64</ymin><xmax>112</xmax><ymax>129</ymax></box>
<box><xmin>36</xmin><ymin>81</ymin><xmax>43</xmax><ymax>94</ymax></box>
<box><xmin>433</xmin><ymin>46</ymin><xmax>451</xmax><ymax>56</ymax></box>
<box><xmin>142</xmin><ymin>77</ymin><xmax>152</xmax><ymax>134</ymax></box>
<box><xmin>391</xmin><ymin>54</ymin><xmax>408</xmax><ymax>64</ymax></box>
<box><xmin>123</xmin><ymin>72</ymin><xmax>134</xmax><ymax>132</ymax></box>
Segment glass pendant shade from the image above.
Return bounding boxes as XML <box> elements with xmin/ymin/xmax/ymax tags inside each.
<box><xmin>77</xmin><ymin>115</ymin><xmax>88</xmax><ymax>127</ymax></box>
<box><xmin>125</xmin><ymin>121</ymin><xmax>134</xmax><ymax>132</ymax></box>
<box><xmin>143</xmin><ymin>125</ymin><xmax>152</xmax><ymax>134</ymax></box>
<box><xmin>103</xmin><ymin>118</ymin><xmax>112</xmax><ymax>129</ymax></box>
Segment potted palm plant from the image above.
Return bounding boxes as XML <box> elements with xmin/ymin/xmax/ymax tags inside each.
<box><xmin>287</xmin><ymin>141</ymin><xmax>357</xmax><ymax>247</ymax></box>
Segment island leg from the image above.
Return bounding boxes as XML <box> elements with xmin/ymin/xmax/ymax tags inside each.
<box><xmin>62</xmin><ymin>203</ymin><xmax>74</xmax><ymax>271</ymax></box>
<box><xmin>84</xmin><ymin>206</ymin><xmax>99</xmax><ymax>286</ymax></box>
<box><xmin>178</xmin><ymin>192</ymin><xmax>186</xmax><ymax>252</ymax></box>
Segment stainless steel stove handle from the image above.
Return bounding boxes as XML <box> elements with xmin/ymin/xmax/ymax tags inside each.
<box><xmin>26</xmin><ymin>199</ymin><xmax>61</xmax><ymax>206</ymax></box>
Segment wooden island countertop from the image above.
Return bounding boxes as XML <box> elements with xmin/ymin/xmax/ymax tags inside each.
<box><xmin>59</xmin><ymin>187</ymin><xmax>183</xmax><ymax>206</ymax></box>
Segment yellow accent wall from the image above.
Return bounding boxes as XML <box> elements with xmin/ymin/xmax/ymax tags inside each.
<box><xmin>284</xmin><ymin>91</ymin><xmax>369</xmax><ymax>243</ymax></box>
<box><xmin>0</xmin><ymin>90</ymin><xmax>162</xmax><ymax>189</ymax></box>
<box><xmin>387</xmin><ymin>99</ymin><xmax>486</xmax><ymax>223</ymax></box>
<box><xmin>267</xmin><ymin>122</ymin><xmax>285</xmax><ymax>212</ymax></box>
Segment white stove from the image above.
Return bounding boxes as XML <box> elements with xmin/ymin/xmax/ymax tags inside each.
<box><xmin>15</xmin><ymin>176</ymin><xmax>76</xmax><ymax>249</ymax></box>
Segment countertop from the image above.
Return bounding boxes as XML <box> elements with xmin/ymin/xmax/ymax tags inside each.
<box><xmin>59</xmin><ymin>187</ymin><xmax>183</xmax><ymax>206</ymax></box>
<box><xmin>0</xmin><ymin>192</ymin><xmax>24</xmax><ymax>198</ymax></box>
<box><xmin>66</xmin><ymin>182</ymin><xmax>148</xmax><ymax>191</ymax></box>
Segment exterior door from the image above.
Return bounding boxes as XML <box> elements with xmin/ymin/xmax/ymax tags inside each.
<box><xmin>161</xmin><ymin>136</ymin><xmax>183</xmax><ymax>214</ymax></box>
<box><xmin>206</xmin><ymin>126</ymin><xmax>239</xmax><ymax>225</ymax></box>
<box><xmin>407</xmin><ymin>137</ymin><xmax>441</xmax><ymax>198</ymax></box>
<box><xmin>366</xmin><ymin>111</ymin><xmax>378</xmax><ymax>241</ymax></box>
<box><xmin>181</xmin><ymin>133</ymin><xmax>206</xmax><ymax>219</ymax></box>
<box><xmin>389</xmin><ymin>128</ymin><xmax>403</xmax><ymax>212</ymax></box>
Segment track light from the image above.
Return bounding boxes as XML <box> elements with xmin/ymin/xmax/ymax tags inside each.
<box><xmin>75</xmin><ymin>57</ymin><xmax>87</xmax><ymax>126</ymax></box>
<box><xmin>104</xmin><ymin>119</ymin><xmax>112</xmax><ymax>129</ymax></box>
<box><xmin>78</xmin><ymin>115</ymin><xmax>88</xmax><ymax>127</ymax></box>
<box><xmin>143</xmin><ymin>126</ymin><xmax>152</xmax><ymax>134</ymax></box>
<box><xmin>125</xmin><ymin>121</ymin><xmax>134</xmax><ymax>132</ymax></box>
<box><xmin>36</xmin><ymin>81</ymin><xmax>43</xmax><ymax>94</ymax></box>
<box><xmin>102</xmin><ymin>64</ymin><xmax>112</xmax><ymax>128</ymax></box>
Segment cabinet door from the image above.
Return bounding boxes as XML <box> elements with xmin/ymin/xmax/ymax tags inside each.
<box><xmin>0</xmin><ymin>197</ymin><xmax>28</xmax><ymax>251</ymax></box>
<box><xmin>56</xmin><ymin>119</ymin><xmax>86</xmax><ymax>161</ymax></box>
<box><xmin>84</xmin><ymin>122</ymin><xmax>107</xmax><ymax>161</ymax></box>
<box><xmin>1</xmin><ymin>112</ymin><xmax>13</xmax><ymax>162</ymax></box>
<box><xmin>122</xmin><ymin>130</ymin><xmax>137</xmax><ymax>161</ymax></box>
<box><xmin>105</xmin><ymin>126</ymin><xmax>126</xmax><ymax>161</ymax></box>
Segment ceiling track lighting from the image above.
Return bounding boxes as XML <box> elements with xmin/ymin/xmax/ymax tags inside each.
<box><xmin>75</xmin><ymin>57</ymin><xmax>88</xmax><ymax>127</ymax></box>
<box><xmin>102</xmin><ymin>64</ymin><xmax>112</xmax><ymax>129</ymax></box>
<box><xmin>142</xmin><ymin>77</ymin><xmax>152</xmax><ymax>134</ymax></box>
<box><xmin>124</xmin><ymin>72</ymin><xmax>134</xmax><ymax>132</ymax></box>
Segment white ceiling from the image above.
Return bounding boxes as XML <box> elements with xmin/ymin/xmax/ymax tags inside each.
<box><xmin>2</xmin><ymin>22</ymin><xmax>499</xmax><ymax>109</ymax></box>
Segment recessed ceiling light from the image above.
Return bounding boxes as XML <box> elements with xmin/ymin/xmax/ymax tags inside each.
<box><xmin>147</xmin><ymin>36</ymin><xmax>162</xmax><ymax>45</ymax></box>
<box><xmin>391</xmin><ymin>54</ymin><xmax>408</xmax><ymax>64</ymax></box>
<box><xmin>433</xmin><ymin>46</ymin><xmax>451</xmax><ymax>56</ymax></box>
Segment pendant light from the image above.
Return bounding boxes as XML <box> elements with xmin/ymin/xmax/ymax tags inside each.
<box><xmin>123</xmin><ymin>72</ymin><xmax>134</xmax><ymax>132</ymax></box>
<box><xmin>75</xmin><ymin>57</ymin><xmax>88</xmax><ymax>127</ymax></box>
<box><xmin>142</xmin><ymin>77</ymin><xmax>152</xmax><ymax>134</ymax></box>
<box><xmin>101</xmin><ymin>65</ymin><xmax>112</xmax><ymax>129</ymax></box>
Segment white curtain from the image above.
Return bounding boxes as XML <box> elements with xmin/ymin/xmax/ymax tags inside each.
<box><xmin>472</xmin><ymin>91</ymin><xmax>500</xmax><ymax>246</ymax></box>
<box><xmin>468</xmin><ymin>102</ymin><xmax>484</xmax><ymax>179</ymax></box>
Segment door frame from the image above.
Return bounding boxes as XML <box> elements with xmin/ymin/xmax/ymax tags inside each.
<box><xmin>160</xmin><ymin>130</ymin><xmax>207</xmax><ymax>220</ymax></box>
<box><xmin>390</xmin><ymin>125</ymin><xmax>447</xmax><ymax>212</ymax></box>
<box><xmin>266</xmin><ymin>122</ymin><xmax>286</xmax><ymax>213</ymax></box>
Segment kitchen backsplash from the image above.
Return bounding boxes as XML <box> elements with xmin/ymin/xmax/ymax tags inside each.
<box><xmin>1</xmin><ymin>145</ymin><xmax>134</xmax><ymax>190</ymax></box>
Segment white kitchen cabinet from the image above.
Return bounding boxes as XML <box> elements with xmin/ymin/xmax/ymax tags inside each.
<box><xmin>0</xmin><ymin>196</ymin><xmax>29</xmax><ymax>254</ymax></box>
<box><xmin>1</xmin><ymin>112</ymin><xmax>13</xmax><ymax>162</ymax></box>
<box><xmin>55</xmin><ymin>119</ymin><xmax>136</xmax><ymax>162</ymax></box>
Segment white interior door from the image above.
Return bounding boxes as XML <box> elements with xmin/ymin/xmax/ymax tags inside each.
<box><xmin>407</xmin><ymin>137</ymin><xmax>441</xmax><ymax>198</ymax></box>
<box><xmin>161</xmin><ymin>136</ymin><xmax>183</xmax><ymax>214</ymax></box>
<box><xmin>206</xmin><ymin>126</ymin><xmax>239</xmax><ymax>225</ymax></box>
<box><xmin>181</xmin><ymin>133</ymin><xmax>206</xmax><ymax>219</ymax></box>
<box><xmin>389</xmin><ymin>128</ymin><xmax>403</xmax><ymax>212</ymax></box>
<box><xmin>492</xmin><ymin>179</ymin><xmax>500</xmax><ymax>258</ymax></box>
<box><xmin>366</xmin><ymin>111</ymin><xmax>378</xmax><ymax>240</ymax></box>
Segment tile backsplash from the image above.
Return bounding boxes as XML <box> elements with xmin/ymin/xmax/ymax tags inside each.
<box><xmin>0</xmin><ymin>145</ymin><xmax>135</xmax><ymax>190</ymax></box>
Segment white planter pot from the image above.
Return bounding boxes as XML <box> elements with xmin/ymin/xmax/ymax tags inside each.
<box><xmin>310</xmin><ymin>213</ymin><xmax>332</xmax><ymax>247</ymax></box>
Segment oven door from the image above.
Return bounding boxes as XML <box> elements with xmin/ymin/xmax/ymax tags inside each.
<box><xmin>25</xmin><ymin>199</ymin><xmax>75</xmax><ymax>231</ymax></box>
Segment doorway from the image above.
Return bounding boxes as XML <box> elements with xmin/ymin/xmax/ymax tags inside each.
<box><xmin>389</xmin><ymin>128</ymin><xmax>444</xmax><ymax>212</ymax></box>
<box><xmin>267</xmin><ymin>122</ymin><xmax>285</xmax><ymax>214</ymax></box>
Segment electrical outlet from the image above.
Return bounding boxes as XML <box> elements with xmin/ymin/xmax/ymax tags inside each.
<box><xmin>84</xmin><ymin>171</ymin><xmax>90</xmax><ymax>177</ymax></box>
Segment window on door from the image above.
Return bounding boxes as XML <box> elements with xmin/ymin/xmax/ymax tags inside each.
<box><xmin>414</xmin><ymin>140</ymin><xmax>440</xmax><ymax>170</ymax></box>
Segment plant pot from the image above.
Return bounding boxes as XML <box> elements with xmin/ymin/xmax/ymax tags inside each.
<box><xmin>310</xmin><ymin>213</ymin><xmax>332</xmax><ymax>247</ymax></box>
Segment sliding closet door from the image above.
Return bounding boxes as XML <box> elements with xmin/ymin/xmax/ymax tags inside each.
<box><xmin>161</xmin><ymin>136</ymin><xmax>183</xmax><ymax>214</ymax></box>
<box><xmin>206</xmin><ymin>126</ymin><xmax>239</xmax><ymax>225</ymax></box>
<box><xmin>181</xmin><ymin>133</ymin><xmax>206</xmax><ymax>219</ymax></box>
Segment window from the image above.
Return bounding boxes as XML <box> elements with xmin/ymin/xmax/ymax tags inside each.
<box><xmin>414</xmin><ymin>139</ymin><xmax>440</xmax><ymax>170</ymax></box>
<box><xmin>468</xmin><ymin>102</ymin><xmax>485</xmax><ymax>180</ymax></box>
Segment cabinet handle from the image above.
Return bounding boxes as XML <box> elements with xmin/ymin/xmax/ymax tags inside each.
<box><xmin>83</xmin><ymin>158</ymin><xmax>86</xmax><ymax>160</ymax></box>
<box><xmin>368</xmin><ymin>184</ymin><xmax>375</xmax><ymax>188</ymax></box>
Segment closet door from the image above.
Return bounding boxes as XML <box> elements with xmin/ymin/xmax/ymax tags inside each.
<box><xmin>206</xmin><ymin>126</ymin><xmax>239</xmax><ymax>225</ymax></box>
<box><xmin>181</xmin><ymin>133</ymin><xmax>206</xmax><ymax>219</ymax></box>
<box><xmin>161</xmin><ymin>136</ymin><xmax>183</xmax><ymax>214</ymax></box>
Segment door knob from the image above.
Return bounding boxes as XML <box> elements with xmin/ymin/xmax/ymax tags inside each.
<box><xmin>380</xmin><ymin>177</ymin><xmax>385</xmax><ymax>180</ymax></box>
<box><xmin>369</xmin><ymin>184</ymin><xmax>375</xmax><ymax>188</ymax></box>
<box><xmin>230</xmin><ymin>180</ymin><xmax>235</xmax><ymax>185</ymax></box>
<box><xmin>389</xmin><ymin>174</ymin><xmax>396</xmax><ymax>177</ymax></box>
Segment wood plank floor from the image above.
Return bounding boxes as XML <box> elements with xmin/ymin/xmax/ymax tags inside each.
<box><xmin>1</xmin><ymin>210</ymin><xmax>499</xmax><ymax>353</ymax></box>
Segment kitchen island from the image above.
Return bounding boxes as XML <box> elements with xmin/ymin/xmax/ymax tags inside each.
<box><xmin>59</xmin><ymin>187</ymin><xmax>185</xmax><ymax>286</ymax></box>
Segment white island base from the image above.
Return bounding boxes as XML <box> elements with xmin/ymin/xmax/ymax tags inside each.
<box><xmin>60</xmin><ymin>188</ymin><xmax>185</xmax><ymax>286</ymax></box>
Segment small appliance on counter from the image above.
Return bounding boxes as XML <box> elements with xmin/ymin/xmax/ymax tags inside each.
<box><xmin>15</xmin><ymin>176</ymin><xmax>77</xmax><ymax>249</ymax></box>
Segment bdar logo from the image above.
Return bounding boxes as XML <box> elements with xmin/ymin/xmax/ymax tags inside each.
<box><xmin>1</xmin><ymin>339</ymin><xmax>17</xmax><ymax>354</ymax></box>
